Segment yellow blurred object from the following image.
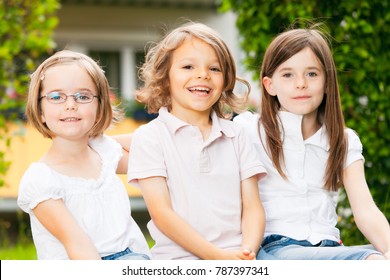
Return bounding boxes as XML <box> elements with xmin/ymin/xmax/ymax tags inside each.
<box><xmin>0</xmin><ymin>118</ymin><xmax>144</xmax><ymax>198</ymax></box>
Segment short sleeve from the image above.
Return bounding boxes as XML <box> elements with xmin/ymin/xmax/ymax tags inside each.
<box><xmin>233</xmin><ymin>111</ymin><xmax>261</xmax><ymax>144</ymax></box>
<box><xmin>345</xmin><ymin>128</ymin><xmax>364</xmax><ymax>168</ymax></box>
<box><xmin>89</xmin><ymin>134</ymin><xmax>122</xmax><ymax>170</ymax></box>
<box><xmin>127</xmin><ymin>122</ymin><xmax>167</xmax><ymax>187</ymax></box>
<box><xmin>234</xmin><ymin>124</ymin><xmax>267</xmax><ymax>181</ymax></box>
<box><xmin>17</xmin><ymin>164</ymin><xmax>64</xmax><ymax>214</ymax></box>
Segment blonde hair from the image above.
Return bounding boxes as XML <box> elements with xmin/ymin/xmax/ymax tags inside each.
<box><xmin>136</xmin><ymin>22</ymin><xmax>250</xmax><ymax>118</ymax></box>
<box><xmin>260</xmin><ymin>27</ymin><xmax>347</xmax><ymax>191</ymax></box>
<box><xmin>26</xmin><ymin>50</ymin><xmax>121</xmax><ymax>138</ymax></box>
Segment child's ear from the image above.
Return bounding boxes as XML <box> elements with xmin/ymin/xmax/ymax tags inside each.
<box><xmin>262</xmin><ymin>76</ymin><xmax>276</xmax><ymax>96</ymax></box>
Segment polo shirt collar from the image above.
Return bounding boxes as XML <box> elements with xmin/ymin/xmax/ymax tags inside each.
<box><xmin>279</xmin><ymin>111</ymin><xmax>330</xmax><ymax>151</ymax></box>
<box><xmin>158</xmin><ymin>107</ymin><xmax>187</xmax><ymax>134</ymax></box>
<box><xmin>209</xmin><ymin>110</ymin><xmax>236</xmax><ymax>138</ymax></box>
<box><xmin>157</xmin><ymin>107</ymin><xmax>235</xmax><ymax>138</ymax></box>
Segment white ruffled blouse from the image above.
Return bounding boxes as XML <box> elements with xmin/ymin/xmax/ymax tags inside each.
<box><xmin>17</xmin><ymin>135</ymin><xmax>150</xmax><ymax>260</ymax></box>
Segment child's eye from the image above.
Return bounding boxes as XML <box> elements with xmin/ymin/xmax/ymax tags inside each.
<box><xmin>50</xmin><ymin>93</ymin><xmax>64</xmax><ymax>101</ymax></box>
<box><xmin>308</xmin><ymin>72</ymin><xmax>318</xmax><ymax>77</ymax></box>
<box><xmin>47</xmin><ymin>92</ymin><xmax>66</xmax><ymax>102</ymax></box>
<box><xmin>75</xmin><ymin>92</ymin><xmax>93</xmax><ymax>101</ymax></box>
<box><xmin>210</xmin><ymin>67</ymin><xmax>221</xmax><ymax>72</ymax></box>
<box><xmin>183</xmin><ymin>65</ymin><xmax>193</xmax><ymax>70</ymax></box>
<box><xmin>282</xmin><ymin>73</ymin><xmax>292</xmax><ymax>78</ymax></box>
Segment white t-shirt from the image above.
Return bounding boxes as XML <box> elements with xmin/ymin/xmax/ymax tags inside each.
<box><xmin>234</xmin><ymin>111</ymin><xmax>364</xmax><ymax>244</ymax></box>
<box><xmin>17</xmin><ymin>135</ymin><xmax>151</xmax><ymax>260</ymax></box>
<box><xmin>128</xmin><ymin>107</ymin><xmax>267</xmax><ymax>259</ymax></box>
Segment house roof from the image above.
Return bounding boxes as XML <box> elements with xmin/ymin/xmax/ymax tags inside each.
<box><xmin>61</xmin><ymin>0</ymin><xmax>218</xmax><ymax>9</ymax></box>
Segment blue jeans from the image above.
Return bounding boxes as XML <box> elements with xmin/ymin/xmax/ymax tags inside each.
<box><xmin>102</xmin><ymin>248</ymin><xmax>150</xmax><ymax>260</ymax></box>
<box><xmin>259</xmin><ymin>234</ymin><xmax>381</xmax><ymax>260</ymax></box>
<box><xmin>256</xmin><ymin>247</ymin><xmax>281</xmax><ymax>260</ymax></box>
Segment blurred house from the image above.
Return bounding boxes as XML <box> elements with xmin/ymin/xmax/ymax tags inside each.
<box><xmin>55</xmin><ymin>0</ymin><xmax>247</xmax><ymax>101</ymax></box>
<box><xmin>0</xmin><ymin>0</ymin><xmax>250</xmax><ymax>214</ymax></box>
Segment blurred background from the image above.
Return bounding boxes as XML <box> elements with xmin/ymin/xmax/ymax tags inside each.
<box><xmin>1</xmin><ymin>0</ymin><xmax>389</xmax><ymax>259</ymax></box>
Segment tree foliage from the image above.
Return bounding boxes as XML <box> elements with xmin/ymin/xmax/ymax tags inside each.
<box><xmin>0</xmin><ymin>0</ymin><xmax>59</xmax><ymax>187</ymax></box>
<box><xmin>220</xmin><ymin>0</ymin><xmax>390</xmax><ymax>245</ymax></box>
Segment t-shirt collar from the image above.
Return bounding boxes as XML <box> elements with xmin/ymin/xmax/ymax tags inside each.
<box><xmin>279</xmin><ymin>111</ymin><xmax>330</xmax><ymax>151</ymax></box>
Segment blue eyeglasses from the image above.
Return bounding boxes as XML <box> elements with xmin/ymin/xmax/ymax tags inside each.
<box><xmin>39</xmin><ymin>91</ymin><xmax>98</xmax><ymax>104</ymax></box>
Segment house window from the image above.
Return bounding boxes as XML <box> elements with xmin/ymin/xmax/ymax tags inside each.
<box><xmin>135</xmin><ymin>50</ymin><xmax>146</xmax><ymax>88</ymax></box>
<box><xmin>89</xmin><ymin>50</ymin><xmax>121</xmax><ymax>97</ymax></box>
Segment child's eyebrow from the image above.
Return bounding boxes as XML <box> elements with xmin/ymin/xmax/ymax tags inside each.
<box><xmin>278</xmin><ymin>67</ymin><xmax>293</xmax><ymax>71</ymax></box>
<box><xmin>42</xmin><ymin>88</ymin><xmax>95</xmax><ymax>95</ymax></box>
<box><xmin>278</xmin><ymin>66</ymin><xmax>322</xmax><ymax>71</ymax></box>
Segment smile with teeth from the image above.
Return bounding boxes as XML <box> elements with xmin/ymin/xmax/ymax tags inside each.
<box><xmin>187</xmin><ymin>86</ymin><xmax>211</xmax><ymax>96</ymax></box>
<box><xmin>61</xmin><ymin>117</ymin><xmax>81</xmax><ymax>122</ymax></box>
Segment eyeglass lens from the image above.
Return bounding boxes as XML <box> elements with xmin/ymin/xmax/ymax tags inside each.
<box><xmin>45</xmin><ymin>92</ymin><xmax>96</xmax><ymax>104</ymax></box>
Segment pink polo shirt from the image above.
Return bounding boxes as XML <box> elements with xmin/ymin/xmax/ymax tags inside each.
<box><xmin>128</xmin><ymin>107</ymin><xmax>267</xmax><ymax>259</ymax></box>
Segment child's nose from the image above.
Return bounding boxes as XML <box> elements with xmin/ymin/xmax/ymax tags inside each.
<box><xmin>64</xmin><ymin>96</ymin><xmax>78</xmax><ymax>111</ymax></box>
<box><xmin>197</xmin><ymin>68</ymin><xmax>210</xmax><ymax>80</ymax></box>
<box><xmin>296</xmin><ymin>76</ymin><xmax>307</xmax><ymax>89</ymax></box>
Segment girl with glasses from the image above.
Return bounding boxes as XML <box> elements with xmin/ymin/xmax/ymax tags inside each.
<box><xmin>17</xmin><ymin>50</ymin><xmax>151</xmax><ymax>260</ymax></box>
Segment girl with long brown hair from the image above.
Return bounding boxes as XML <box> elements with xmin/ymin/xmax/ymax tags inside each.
<box><xmin>235</xmin><ymin>26</ymin><xmax>390</xmax><ymax>260</ymax></box>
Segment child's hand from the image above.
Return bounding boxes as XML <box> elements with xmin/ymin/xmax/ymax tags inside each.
<box><xmin>215</xmin><ymin>249</ymin><xmax>255</xmax><ymax>260</ymax></box>
<box><xmin>241</xmin><ymin>247</ymin><xmax>256</xmax><ymax>260</ymax></box>
<box><xmin>222</xmin><ymin>249</ymin><xmax>256</xmax><ymax>260</ymax></box>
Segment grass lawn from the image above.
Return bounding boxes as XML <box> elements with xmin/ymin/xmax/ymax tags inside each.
<box><xmin>0</xmin><ymin>241</ymin><xmax>37</xmax><ymax>260</ymax></box>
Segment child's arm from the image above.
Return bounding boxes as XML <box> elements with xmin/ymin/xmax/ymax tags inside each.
<box><xmin>111</xmin><ymin>133</ymin><xmax>132</xmax><ymax>174</ymax></box>
<box><xmin>139</xmin><ymin>176</ymin><xmax>253</xmax><ymax>260</ymax></box>
<box><xmin>241</xmin><ymin>175</ymin><xmax>265</xmax><ymax>259</ymax></box>
<box><xmin>33</xmin><ymin>199</ymin><xmax>101</xmax><ymax>259</ymax></box>
<box><xmin>344</xmin><ymin>160</ymin><xmax>390</xmax><ymax>259</ymax></box>
<box><xmin>112</xmin><ymin>133</ymin><xmax>132</xmax><ymax>153</ymax></box>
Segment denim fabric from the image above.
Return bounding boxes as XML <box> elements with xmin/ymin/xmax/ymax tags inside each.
<box><xmin>260</xmin><ymin>234</ymin><xmax>381</xmax><ymax>260</ymax></box>
<box><xmin>256</xmin><ymin>247</ymin><xmax>281</xmax><ymax>260</ymax></box>
<box><xmin>102</xmin><ymin>248</ymin><xmax>150</xmax><ymax>260</ymax></box>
